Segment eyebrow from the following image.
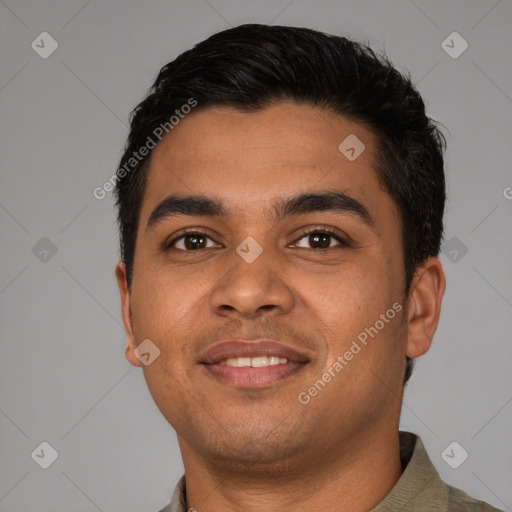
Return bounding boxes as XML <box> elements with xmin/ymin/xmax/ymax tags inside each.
<box><xmin>146</xmin><ymin>190</ymin><xmax>374</xmax><ymax>231</ymax></box>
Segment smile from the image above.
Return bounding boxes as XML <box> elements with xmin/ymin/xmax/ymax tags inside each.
<box><xmin>216</xmin><ymin>355</ymin><xmax>289</xmax><ymax>367</ymax></box>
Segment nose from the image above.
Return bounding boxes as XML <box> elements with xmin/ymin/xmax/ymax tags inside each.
<box><xmin>209</xmin><ymin>245</ymin><xmax>295</xmax><ymax>319</ymax></box>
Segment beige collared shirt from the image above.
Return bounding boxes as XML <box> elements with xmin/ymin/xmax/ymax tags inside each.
<box><xmin>158</xmin><ymin>431</ymin><xmax>503</xmax><ymax>512</ymax></box>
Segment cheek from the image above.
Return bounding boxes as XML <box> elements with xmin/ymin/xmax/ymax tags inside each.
<box><xmin>301</xmin><ymin>255</ymin><xmax>403</xmax><ymax>357</ymax></box>
<box><xmin>137</xmin><ymin>253</ymin><xmax>198</xmax><ymax>302</ymax></box>
<box><xmin>129</xmin><ymin>265</ymin><xmax>207</xmax><ymax>358</ymax></box>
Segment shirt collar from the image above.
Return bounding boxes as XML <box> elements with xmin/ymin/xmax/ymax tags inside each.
<box><xmin>370</xmin><ymin>431</ymin><xmax>448</xmax><ymax>511</ymax></box>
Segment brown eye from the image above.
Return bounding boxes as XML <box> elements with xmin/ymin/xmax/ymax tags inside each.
<box><xmin>294</xmin><ymin>229</ymin><xmax>349</xmax><ymax>250</ymax></box>
<box><xmin>167</xmin><ymin>231</ymin><xmax>218</xmax><ymax>251</ymax></box>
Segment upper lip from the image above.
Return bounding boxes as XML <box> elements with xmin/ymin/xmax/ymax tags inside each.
<box><xmin>200</xmin><ymin>340</ymin><xmax>310</xmax><ymax>364</ymax></box>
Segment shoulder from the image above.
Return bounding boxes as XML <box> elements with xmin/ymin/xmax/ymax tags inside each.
<box><xmin>382</xmin><ymin>432</ymin><xmax>505</xmax><ymax>512</ymax></box>
<box><xmin>445</xmin><ymin>481</ymin><xmax>504</xmax><ymax>511</ymax></box>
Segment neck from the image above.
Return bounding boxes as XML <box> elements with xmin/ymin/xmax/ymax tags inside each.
<box><xmin>177</xmin><ymin>427</ymin><xmax>403</xmax><ymax>512</ymax></box>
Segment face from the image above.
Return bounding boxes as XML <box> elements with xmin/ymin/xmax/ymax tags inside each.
<box><xmin>116</xmin><ymin>102</ymin><xmax>438</xmax><ymax>472</ymax></box>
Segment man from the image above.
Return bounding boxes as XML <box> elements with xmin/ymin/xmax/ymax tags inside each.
<box><xmin>114</xmin><ymin>24</ymin><xmax>502</xmax><ymax>512</ymax></box>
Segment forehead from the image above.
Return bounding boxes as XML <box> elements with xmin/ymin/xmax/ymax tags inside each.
<box><xmin>139</xmin><ymin>102</ymin><xmax>389</xmax><ymax>223</ymax></box>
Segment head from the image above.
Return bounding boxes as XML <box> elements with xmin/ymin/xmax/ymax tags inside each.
<box><xmin>114</xmin><ymin>24</ymin><xmax>446</xmax><ymax>471</ymax></box>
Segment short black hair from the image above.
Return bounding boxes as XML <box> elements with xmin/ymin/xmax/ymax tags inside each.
<box><xmin>114</xmin><ymin>23</ymin><xmax>447</xmax><ymax>385</ymax></box>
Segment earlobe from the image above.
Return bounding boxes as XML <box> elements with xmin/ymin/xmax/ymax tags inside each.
<box><xmin>125</xmin><ymin>342</ymin><xmax>142</xmax><ymax>367</ymax></box>
<box><xmin>406</xmin><ymin>257</ymin><xmax>446</xmax><ymax>360</ymax></box>
<box><xmin>115</xmin><ymin>262</ymin><xmax>143</xmax><ymax>368</ymax></box>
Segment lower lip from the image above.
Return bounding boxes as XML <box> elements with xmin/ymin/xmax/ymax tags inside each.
<box><xmin>201</xmin><ymin>362</ymin><xmax>307</xmax><ymax>387</ymax></box>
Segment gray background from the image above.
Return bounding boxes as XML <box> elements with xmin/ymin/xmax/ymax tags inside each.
<box><xmin>0</xmin><ymin>1</ymin><xmax>511</xmax><ymax>511</ymax></box>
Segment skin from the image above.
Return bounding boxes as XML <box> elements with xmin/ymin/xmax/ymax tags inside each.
<box><xmin>115</xmin><ymin>102</ymin><xmax>446</xmax><ymax>512</ymax></box>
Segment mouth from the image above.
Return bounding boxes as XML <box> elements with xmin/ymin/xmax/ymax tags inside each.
<box><xmin>199</xmin><ymin>340</ymin><xmax>310</xmax><ymax>388</ymax></box>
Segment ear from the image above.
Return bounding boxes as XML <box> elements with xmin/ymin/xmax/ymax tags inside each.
<box><xmin>115</xmin><ymin>262</ymin><xmax>142</xmax><ymax>367</ymax></box>
<box><xmin>405</xmin><ymin>257</ymin><xmax>446</xmax><ymax>359</ymax></box>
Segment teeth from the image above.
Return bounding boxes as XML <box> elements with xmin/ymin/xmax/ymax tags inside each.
<box><xmin>218</xmin><ymin>356</ymin><xmax>289</xmax><ymax>367</ymax></box>
<box><xmin>251</xmin><ymin>356</ymin><xmax>268</xmax><ymax>367</ymax></box>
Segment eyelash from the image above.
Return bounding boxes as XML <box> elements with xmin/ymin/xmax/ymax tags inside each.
<box><xmin>164</xmin><ymin>227</ymin><xmax>350</xmax><ymax>251</ymax></box>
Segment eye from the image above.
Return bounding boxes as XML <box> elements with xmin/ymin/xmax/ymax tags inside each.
<box><xmin>293</xmin><ymin>229</ymin><xmax>349</xmax><ymax>250</ymax></box>
<box><xmin>165</xmin><ymin>230</ymin><xmax>219</xmax><ymax>251</ymax></box>
<box><xmin>164</xmin><ymin>227</ymin><xmax>350</xmax><ymax>252</ymax></box>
